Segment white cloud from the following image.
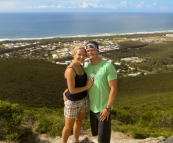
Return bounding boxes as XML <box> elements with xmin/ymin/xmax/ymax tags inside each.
<box><xmin>56</xmin><ymin>5</ymin><xmax>64</xmax><ymax>8</ymax></box>
<box><xmin>152</xmin><ymin>2</ymin><xmax>156</xmax><ymax>6</ymax></box>
<box><xmin>91</xmin><ymin>3</ymin><xmax>98</xmax><ymax>8</ymax></box>
<box><xmin>38</xmin><ymin>5</ymin><xmax>54</xmax><ymax>8</ymax></box>
<box><xmin>26</xmin><ymin>5</ymin><xmax>58</xmax><ymax>9</ymax></box>
<box><xmin>161</xmin><ymin>6</ymin><xmax>168</xmax><ymax>10</ymax></box>
<box><xmin>81</xmin><ymin>2</ymin><xmax>88</xmax><ymax>8</ymax></box>
<box><xmin>146</xmin><ymin>2</ymin><xmax>157</xmax><ymax>8</ymax></box>
<box><xmin>81</xmin><ymin>1</ymin><xmax>98</xmax><ymax>8</ymax></box>
<box><xmin>0</xmin><ymin>1</ymin><xmax>19</xmax><ymax>9</ymax></box>
<box><xmin>134</xmin><ymin>2</ymin><xmax>156</xmax><ymax>9</ymax></box>
<box><xmin>135</xmin><ymin>2</ymin><xmax>144</xmax><ymax>8</ymax></box>
<box><xmin>136</xmin><ymin>5</ymin><xmax>142</xmax><ymax>8</ymax></box>
<box><xmin>25</xmin><ymin>4</ymin><xmax>64</xmax><ymax>9</ymax></box>
<box><xmin>0</xmin><ymin>0</ymin><xmax>172</xmax><ymax>12</ymax></box>
<box><xmin>102</xmin><ymin>4</ymin><xmax>117</xmax><ymax>9</ymax></box>
<box><xmin>81</xmin><ymin>1</ymin><xmax>120</xmax><ymax>9</ymax></box>
<box><xmin>120</xmin><ymin>1</ymin><xmax>127</xmax><ymax>7</ymax></box>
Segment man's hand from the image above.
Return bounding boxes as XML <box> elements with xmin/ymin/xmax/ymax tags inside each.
<box><xmin>99</xmin><ymin>109</ymin><xmax>110</xmax><ymax>121</ymax></box>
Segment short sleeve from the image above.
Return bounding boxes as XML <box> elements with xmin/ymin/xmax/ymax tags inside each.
<box><xmin>107</xmin><ymin>64</ymin><xmax>117</xmax><ymax>81</ymax></box>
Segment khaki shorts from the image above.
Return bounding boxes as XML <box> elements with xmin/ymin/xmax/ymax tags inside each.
<box><xmin>64</xmin><ymin>96</ymin><xmax>89</xmax><ymax>118</ymax></box>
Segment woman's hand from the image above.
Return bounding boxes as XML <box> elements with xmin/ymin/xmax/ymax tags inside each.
<box><xmin>86</xmin><ymin>77</ymin><xmax>94</xmax><ymax>89</ymax></box>
<box><xmin>63</xmin><ymin>89</ymin><xmax>68</xmax><ymax>101</ymax></box>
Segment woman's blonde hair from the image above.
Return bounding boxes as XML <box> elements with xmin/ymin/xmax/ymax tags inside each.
<box><xmin>73</xmin><ymin>44</ymin><xmax>86</xmax><ymax>55</ymax></box>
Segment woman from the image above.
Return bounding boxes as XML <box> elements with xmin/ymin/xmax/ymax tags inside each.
<box><xmin>62</xmin><ymin>45</ymin><xmax>94</xmax><ymax>143</ymax></box>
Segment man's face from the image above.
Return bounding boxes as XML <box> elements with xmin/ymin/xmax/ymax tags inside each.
<box><xmin>86</xmin><ymin>48</ymin><xmax>98</xmax><ymax>59</ymax></box>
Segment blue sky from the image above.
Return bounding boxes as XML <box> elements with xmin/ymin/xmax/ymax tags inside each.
<box><xmin>0</xmin><ymin>0</ymin><xmax>173</xmax><ymax>13</ymax></box>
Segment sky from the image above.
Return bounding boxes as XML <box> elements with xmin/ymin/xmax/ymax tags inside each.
<box><xmin>0</xmin><ymin>0</ymin><xmax>173</xmax><ymax>13</ymax></box>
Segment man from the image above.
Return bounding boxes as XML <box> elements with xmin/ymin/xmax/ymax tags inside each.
<box><xmin>84</xmin><ymin>40</ymin><xmax>117</xmax><ymax>143</ymax></box>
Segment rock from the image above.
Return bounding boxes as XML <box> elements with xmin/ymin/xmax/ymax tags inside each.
<box><xmin>164</xmin><ymin>136</ymin><xmax>173</xmax><ymax>143</ymax></box>
<box><xmin>79</xmin><ymin>135</ymin><xmax>94</xmax><ymax>143</ymax></box>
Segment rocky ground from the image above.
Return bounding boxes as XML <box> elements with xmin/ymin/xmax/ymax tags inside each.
<box><xmin>1</xmin><ymin>130</ymin><xmax>173</xmax><ymax>143</ymax></box>
<box><xmin>36</xmin><ymin>130</ymin><xmax>173</xmax><ymax>143</ymax></box>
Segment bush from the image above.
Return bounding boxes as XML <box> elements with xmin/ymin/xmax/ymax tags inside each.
<box><xmin>34</xmin><ymin>108</ymin><xmax>64</xmax><ymax>137</ymax></box>
<box><xmin>151</xmin><ymin>110</ymin><xmax>173</xmax><ymax>128</ymax></box>
<box><xmin>112</xmin><ymin>108</ymin><xmax>135</xmax><ymax>124</ymax></box>
<box><xmin>137</xmin><ymin>110</ymin><xmax>173</xmax><ymax>129</ymax></box>
<box><xmin>0</xmin><ymin>100</ymin><xmax>26</xmax><ymax>142</ymax></box>
<box><xmin>35</xmin><ymin>117</ymin><xmax>53</xmax><ymax>134</ymax></box>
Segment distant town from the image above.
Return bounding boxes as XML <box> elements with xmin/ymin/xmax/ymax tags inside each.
<box><xmin>1</xmin><ymin>33</ymin><xmax>173</xmax><ymax>77</ymax></box>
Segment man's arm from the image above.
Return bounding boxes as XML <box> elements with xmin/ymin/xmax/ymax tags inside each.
<box><xmin>106</xmin><ymin>79</ymin><xmax>117</xmax><ymax>108</ymax></box>
<box><xmin>100</xmin><ymin>79</ymin><xmax>117</xmax><ymax>121</ymax></box>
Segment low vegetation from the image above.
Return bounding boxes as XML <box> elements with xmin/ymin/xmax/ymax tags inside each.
<box><xmin>0</xmin><ymin>31</ymin><xmax>173</xmax><ymax>142</ymax></box>
<box><xmin>0</xmin><ymin>59</ymin><xmax>173</xmax><ymax>142</ymax></box>
<box><xmin>103</xmin><ymin>40</ymin><xmax>173</xmax><ymax>74</ymax></box>
<box><xmin>0</xmin><ymin>59</ymin><xmax>66</xmax><ymax>108</ymax></box>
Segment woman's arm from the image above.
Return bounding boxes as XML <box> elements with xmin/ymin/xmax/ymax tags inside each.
<box><xmin>65</xmin><ymin>68</ymin><xmax>93</xmax><ymax>94</ymax></box>
<box><xmin>63</xmin><ymin>89</ymin><xmax>68</xmax><ymax>101</ymax></box>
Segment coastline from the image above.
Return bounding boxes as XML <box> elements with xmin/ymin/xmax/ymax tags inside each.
<box><xmin>0</xmin><ymin>30</ymin><xmax>173</xmax><ymax>42</ymax></box>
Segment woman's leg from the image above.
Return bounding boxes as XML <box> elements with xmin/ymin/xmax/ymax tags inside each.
<box><xmin>62</xmin><ymin>117</ymin><xmax>75</xmax><ymax>143</ymax></box>
<box><xmin>73</xmin><ymin>112</ymin><xmax>85</xmax><ymax>142</ymax></box>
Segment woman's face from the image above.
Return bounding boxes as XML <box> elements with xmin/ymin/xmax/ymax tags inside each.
<box><xmin>74</xmin><ymin>48</ymin><xmax>86</xmax><ymax>63</ymax></box>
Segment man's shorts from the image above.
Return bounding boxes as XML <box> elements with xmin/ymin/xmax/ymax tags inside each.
<box><xmin>64</xmin><ymin>96</ymin><xmax>89</xmax><ymax>118</ymax></box>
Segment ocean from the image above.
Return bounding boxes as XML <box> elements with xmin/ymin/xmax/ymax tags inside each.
<box><xmin>0</xmin><ymin>12</ymin><xmax>173</xmax><ymax>41</ymax></box>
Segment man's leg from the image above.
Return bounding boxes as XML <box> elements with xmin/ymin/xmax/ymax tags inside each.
<box><xmin>90</xmin><ymin>110</ymin><xmax>99</xmax><ymax>136</ymax></box>
<box><xmin>98</xmin><ymin>113</ymin><xmax>111</xmax><ymax>143</ymax></box>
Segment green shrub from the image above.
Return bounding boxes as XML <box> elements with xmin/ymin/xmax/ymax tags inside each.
<box><xmin>137</xmin><ymin>111</ymin><xmax>155</xmax><ymax>127</ymax></box>
<box><xmin>112</xmin><ymin>108</ymin><xmax>135</xmax><ymax>124</ymax></box>
<box><xmin>34</xmin><ymin>108</ymin><xmax>64</xmax><ymax>137</ymax></box>
<box><xmin>0</xmin><ymin>100</ymin><xmax>25</xmax><ymax>142</ymax></box>
<box><xmin>136</xmin><ymin>110</ymin><xmax>173</xmax><ymax>129</ymax></box>
<box><xmin>151</xmin><ymin>110</ymin><xmax>173</xmax><ymax>128</ymax></box>
<box><xmin>82</xmin><ymin>112</ymin><xmax>91</xmax><ymax>130</ymax></box>
<box><xmin>49</xmin><ymin>118</ymin><xmax>64</xmax><ymax>136</ymax></box>
<box><xmin>35</xmin><ymin>117</ymin><xmax>53</xmax><ymax>134</ymax></box>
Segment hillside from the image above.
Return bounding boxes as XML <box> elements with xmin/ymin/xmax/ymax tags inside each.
<box><xmin>0</xmin><ymin>59</ymin><xmax>173</xmax><ymax>142</ymax></box>
<box><xmin>115</xmin><ymin>73</ymin><xmax>173</xmax><ymax>110</ymax></box>
<box><xmin>0</xmin><ymin>59</ymin><xmax>173</xmax><ymax>109</ymax></box>
<box><xmin>0</xmin><ymin>59</ymin><xmax>66</xmax><ymax>108</ymax></box>
<box><xmin>0</xmin><ymin>59</ymin><xmax>173</xmax><ymax>108</ymax></box>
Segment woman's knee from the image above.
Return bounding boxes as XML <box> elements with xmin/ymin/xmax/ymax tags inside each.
<box><xmin>64</xmin><ymin>124</ymin><xmax>73</xmax><ymax>131</ymax></box>
<box><xmin>75</xmin><ymin>118</ymin><xmax>83</xmax><ymax>125</ymax></box>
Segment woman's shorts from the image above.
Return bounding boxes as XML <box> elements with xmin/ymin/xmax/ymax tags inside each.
<box><xmin>64</xmin><ymin>96</ymin><xmax>89</xmax><ymax>119</ymax></box>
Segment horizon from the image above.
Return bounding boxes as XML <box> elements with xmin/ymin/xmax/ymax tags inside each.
<box><xmin>0</xmin><ymin>0</ymin><xmax>173</xmax><ymax>13</ymax></box>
